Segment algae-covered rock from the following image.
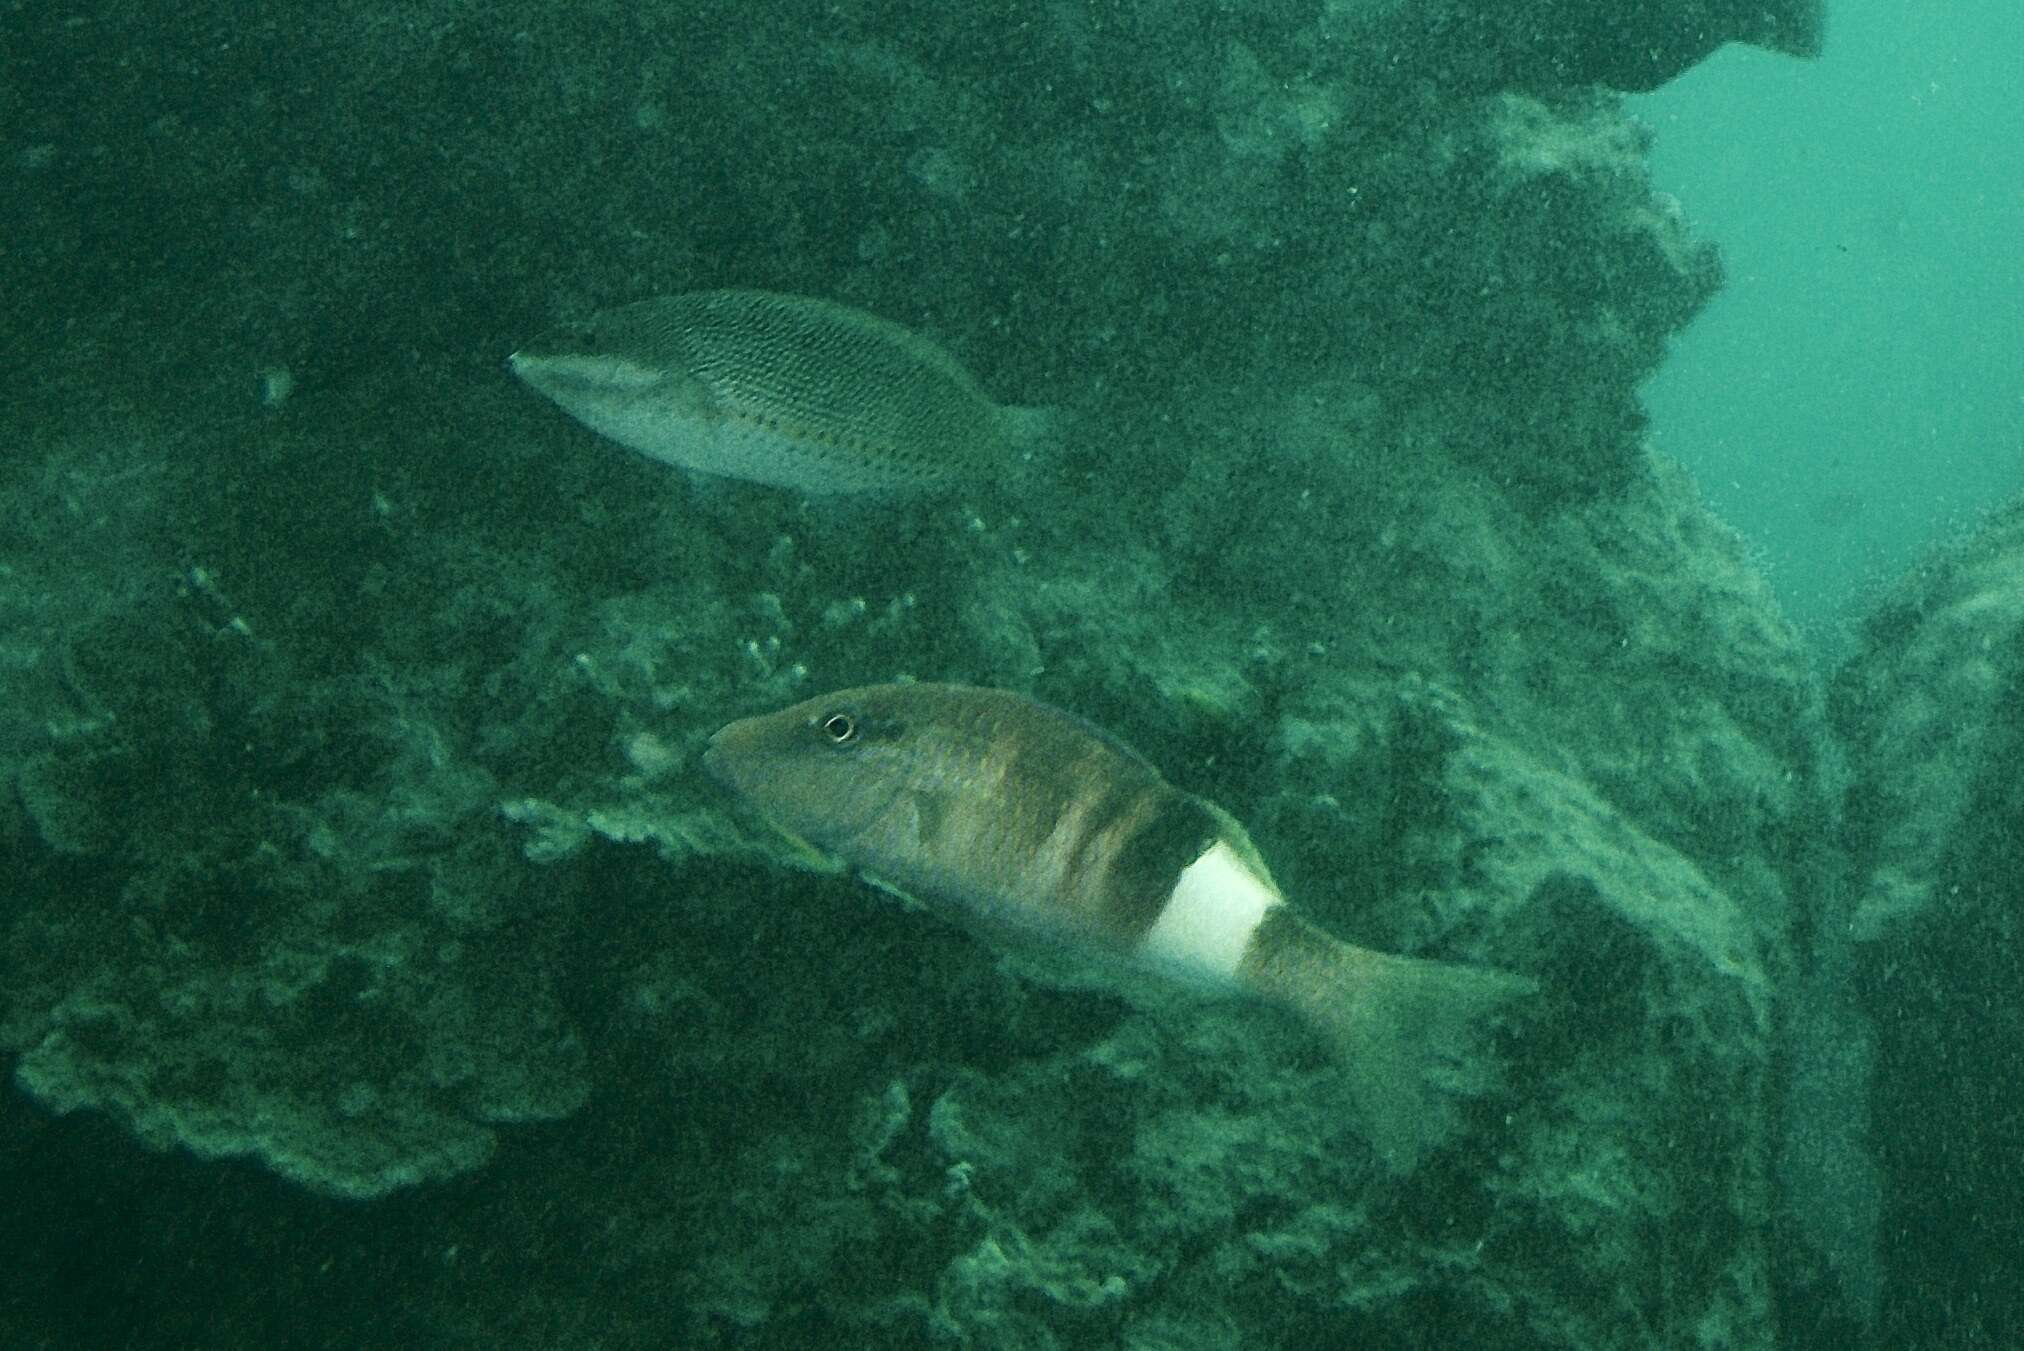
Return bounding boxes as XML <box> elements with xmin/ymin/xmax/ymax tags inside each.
<box><xmin>0</xmin><ymin>439</ymin><xmax>602</xmax><ymax>1198</ymax></box>
<box><xmin>1364</xmin><ymin>0</ymin><xmax>1825</xmax><ymax>93</ymax></box>
<box><xmin>1829</xmin><ymin>497</ymin><xmax>2024</xmax><ymax>1347</ymax></box>
<box><xmin>0</xmin><ymin>0</ymin><xmax>1848</xmax><ymax>1345</ymax></box>
<box><xmin>522</xmin><ymin>379</ymin><xmax>1818</xmax><ymax>1344</ymax></box>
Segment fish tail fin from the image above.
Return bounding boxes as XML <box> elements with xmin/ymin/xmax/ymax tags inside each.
<box><xmin>1243</xmin><ymin>912</ymin><xmax>1533</xmax><ymax>1173</ymax></box>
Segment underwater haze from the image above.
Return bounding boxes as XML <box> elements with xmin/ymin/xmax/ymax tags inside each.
<box><xmin>1635</xmin><ymin>0</ymin><xmax>2024</xmax><ymax>660</ymax></box>
<box><xmin>5</xmin><ymin>0</ymin><xmax>2024</xmax><ymax>1348</ymax></box>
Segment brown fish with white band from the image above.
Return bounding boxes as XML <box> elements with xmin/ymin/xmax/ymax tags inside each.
<box><xmin>705</xmin><ymin>682</ymin><xmax>1532</xmax><ymax>1172</ymax></box>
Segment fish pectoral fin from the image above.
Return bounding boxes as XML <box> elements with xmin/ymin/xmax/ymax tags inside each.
<box><xmin>859</xmin><ymin>871</ymin><xmax>931</xmax><ymax>913</ymax></box>
<box><xmin>762</xmin><ymin>822</ymin><xmax>849</xmax><ymax>876</ymax></box>
<box><xmin>898</xmin><ymin>788</ymin><xmax>954</xmax><ymax>850</ymax></box>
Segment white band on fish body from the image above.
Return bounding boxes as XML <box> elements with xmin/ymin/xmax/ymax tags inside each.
<box><xmin>1138</xmin><ymin>840</ymin><xmax>1281</xmax><ymax>983</ymax></box>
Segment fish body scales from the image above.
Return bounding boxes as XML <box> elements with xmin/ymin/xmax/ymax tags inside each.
<box><xmin>511</xmin><ymin>290</ymin><xmax>1037</xmax><ymax>495</ymax></box>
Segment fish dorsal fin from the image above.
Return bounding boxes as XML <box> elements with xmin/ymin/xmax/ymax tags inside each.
<box><xmin>1196</xmin><ymin>796</ymin><xmax>1283</xmax><ymax>898</ymax></box>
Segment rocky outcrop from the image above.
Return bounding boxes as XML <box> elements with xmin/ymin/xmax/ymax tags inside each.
<box><xmin>1827</xmin><ymin>500</ymin><xmax>2024</xmax><ymax>1348</ymax></box>
<box><xmin>0</xmin><ymin>0</ymin><xmax>1837</xmax><ymax>1345</ymax></box>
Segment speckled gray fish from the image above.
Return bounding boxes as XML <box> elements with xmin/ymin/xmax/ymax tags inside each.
<box><xmin>509</xmin><ymin>289</ymin><xmax>1057</xmax><ymax>495</ymax></box>
<box><xmin>705</xmin><ymin>682</ymin><xmax>1536</xmax><ymax>1173</ymax></box>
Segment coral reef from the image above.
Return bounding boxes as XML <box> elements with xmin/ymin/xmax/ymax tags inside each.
<box><xmin>0</xmin><ymin>0</ymin><xmax>1853</xmax><ymax>1346</ymax></box>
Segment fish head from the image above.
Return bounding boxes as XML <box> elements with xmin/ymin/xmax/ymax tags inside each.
<box><xmin>507</xmin><ymin>310</ymin><xmax>717</xmax><ymax>461</ymax></box>
<box><xmin>703</xmin><ymin>687</ymin><xmax>928</xmax><ymax>855</ymax></box>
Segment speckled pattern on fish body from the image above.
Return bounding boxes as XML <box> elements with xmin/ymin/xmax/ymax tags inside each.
<box><xmin>509</xmin><ymin>289</ymin><xmax>1054</xmax><ymax>495</ymax></box>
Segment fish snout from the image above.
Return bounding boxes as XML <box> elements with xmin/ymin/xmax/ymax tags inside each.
<box><xmin>701</xmin><ymin>714</ymin><xmax>776</xmax><ymax>796</ymax></box>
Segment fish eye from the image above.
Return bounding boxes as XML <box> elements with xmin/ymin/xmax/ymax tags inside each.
<box><xmin>818</xmin><ymin>712</ymin><xmax>858</xmax><ymax>745</ymax></box>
